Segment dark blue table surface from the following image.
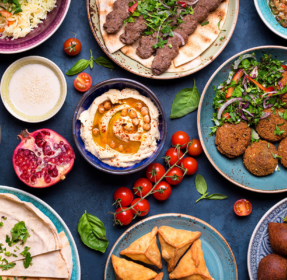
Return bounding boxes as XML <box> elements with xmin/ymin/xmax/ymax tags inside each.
<box><xmin>0</xmin><ymin>0</ymin><xmax>286</xmax><ymax>279</ymax></box>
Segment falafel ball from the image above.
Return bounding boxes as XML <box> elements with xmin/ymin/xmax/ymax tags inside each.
<box><xmin>279</xmin><ymin>71</ymin><xmax>287</xmax><ymax>108</ymax></box>
<box><xmin>215</xmin><ymin>122</ymin><xmax>251</xmax><ymax>158</ymax></box>
<box><xmin>243</xmin><ymin>140</ymin><xmax>278</xmax><ymax>177</ymax></box>
<box><xmin>278</xmin><ymin>137</ymin><xmax>287</xmax><ymax>168</ymax></box>
<box><xmin>256</xmin><ymin>108</ymin><xmax>287</xmax><ymax>142</ymax></box>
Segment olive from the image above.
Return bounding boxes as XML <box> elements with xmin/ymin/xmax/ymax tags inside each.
<box><xmin>121</xmin><ymin>108</ymin><xmax>128</xmax><ymax>116</ymax></box>
<box><xmin>104</xmin><ymin>101</ymin><xmax>112</xmax><ymax>110</ymax></box>
<box><xmin>98</xmin><ymin>105</ymin><xmax>105</xmax><ymax>114</ymax></box>
<box><xmin>92</xmin><ymin>128</ymin><xmax>99</xmax><ymax>136</ymax></box>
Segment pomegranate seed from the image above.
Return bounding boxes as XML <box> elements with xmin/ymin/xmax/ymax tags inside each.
<box><xmin>59</xmin><ymin>157</ymin><xmax>64</xmax><ymax>163</ymax></box>
<box><xmin>60</xmin><ymin>141</ymin><xmax>64</xmax><ymax>145</ymax></box>
<box><xmin>36</xmin><ymin>172</ymin><xmax>42</xmax><ymax>178</ymax></box>
<box><xmin>44</xmin><ymin>176</ymin><xmax>51</xmax><ymax>183</ymax></box>
<box><xmin>54</xmin><ymin>143</ymin><xmax>59</xmax><ymax>149</ymax></box>
<box><xmin>44</xmin><ymin>157</ymin><xmax>49</xmax><ymax>163</ymax></box>
<box><xmin>37</xmin><ymin>158</ymin><xmax>42</xmax><ymax>164</ymax></box>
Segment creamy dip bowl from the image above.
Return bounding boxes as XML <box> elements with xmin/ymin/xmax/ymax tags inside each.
<box><xmin>73</xmin><ymin>79</ymin><xmax>167</xmax><ymax>174</ymax></box>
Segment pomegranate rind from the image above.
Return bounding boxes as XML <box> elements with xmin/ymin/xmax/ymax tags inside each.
<box><xmin>13</xmin><ymin>129</ymin><xmax>75</xmax><ymax>188</ymax></box>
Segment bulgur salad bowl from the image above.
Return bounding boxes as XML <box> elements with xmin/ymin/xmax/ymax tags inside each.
<box><xmin>198</xmin><ymin>46</ymin><xmax>287</xmax><ymax>193</ymax></box>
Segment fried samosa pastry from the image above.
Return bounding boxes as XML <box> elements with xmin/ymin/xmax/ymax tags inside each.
<box><xmin>158</xmin><ymin>226</ymin><xmax>201</xmax><ymax>272</ymax></box>
<box><xmin>120</xmin><ymin>226</ymin><xmax>162</xmax><ymax>269</ymax></box>
<box><xmin>169</xmin><ymin>239</ymin><xmax>214</xmax><ymax>280</ymax></box>
<box><xmin>155</xmin><ymin>272</ymin><xmax>164</xmax><ymax>280</ymax></box>
<box><xmin>111</xmin><ymin>255</ymin><xmax>158</xmax><ymax>280</ymax></box>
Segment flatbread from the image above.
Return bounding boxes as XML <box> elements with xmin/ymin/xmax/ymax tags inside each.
<box><xmin>0</xmin><ymin>193</ymin><xmax>61</xmax><ymax>262</ymax></box>
<box><xmin>174</xmin><ymin>0</ymin><xmax>229</xmax><ymax>67</ymax></box>
<box><xmin>1</xmin><ymin>232</ymin><xmax>74</xmax><ymax>280</ymax></box>
<box><xmin>95</xmin><ymin>0</ymin><xmax>229</xmax><ymax>73</ymax></box>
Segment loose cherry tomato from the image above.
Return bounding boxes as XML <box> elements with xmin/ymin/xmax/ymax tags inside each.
<box><xmin>133</xmin><ymin>178</ymin><xmax>152</xmax><ymax>197</ymax></box>
<box><xmin>188</xmin><ymin>139</ymin><xmax>203</xmax><ymax>156</ymax></box>
<box><xmin>114</xmin><ymin>187</ymin><xmax>133</xmax><ymax>207</ymax></box>
<box><xmin>283</xmin><ymin>65</ymin><xmax>287</xmax><ymax>71</ymax></box>
<box><xmin>146</xmin><ymin>163</ymin><xmax>165</xmax><ymax>183</ymax></box>
<box><xmin>74</xmin><ymin>73</ymin><xmax>92</xmax><ymax>92</ymax></box>
<box><xmin>181</xmin><ymin>157</ymin><xmax>198</xmax><ymax>175</ymax></box>
<box><xmin>166</xmin><ymin>167</ymin><xmax>183</xmax><ymax>185</ymax></box>
<box><xmin>153</xmin><ymin>181</ymin><xmax>172</xmax><ymax>201</ymax></box>
<box><xmin>171</xmin><ymin>131</ymin><xmax>190</xmax><ymax>149</ymax></box>
<box><xmin>233</xmin><ymin>199</ymin><xmax>252</xmax><ymax>216</ymax></box>
<box><xmin>128</xmin><ymin>1</ymin><xmax>138</xmax><ymax>12</ymax></box>
<box><xmin>165</xmin><ymin>147</ymin><xmax>183</xmax><ymax>166</ymax></box>
<box><xmin>63</xmin><ymin>37</ymin><xmax>82</xmax><ymax>56</ymax></box>
<box><xmin>115</xmin><ymin>207</ymin><xmax>133</xmax><ymax>226</ymax></box>
<box><xmin>131</xmin><ymin>198</ymin><xmax>150</xmax><ymax>216</ymax></box>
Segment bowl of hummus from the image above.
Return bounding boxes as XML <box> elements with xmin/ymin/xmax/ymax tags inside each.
<box><xmin>73</xmin><ymin>78</ymin><xmax>167</xmax><ymax>174</ymax></box>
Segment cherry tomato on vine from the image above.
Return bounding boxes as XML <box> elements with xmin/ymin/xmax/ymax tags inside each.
<box><xmin>63</xmin><ymin>37</ymin><xmax>82</xmax><ymax>56</ymax></box>
<box><xmin>153</xmin><ymin>181</ymin><xmax>172</xmax><ymax>201</ymax></box>
<box><xmin>131</xmin><ymin>198</ymin><xmax>150</xmax><ymax>216</ymax></box>
<box><xmin>146</xmin><ymin>163</ymin><xmax>165</xmax><ymax>183</ymax></box>
<box><xmin>114</xmin><ymin>187</ymin><xmax>133</xmax><ymax>207</ymax></box>
<box><xmin>188</xmin><ymin>139</ymin><xmax>203</xmax><ymax>156</ymax></box>
<box><xmin>74</xmin><ymin>73</ymin><xmax>92</xmax><ymax>92</ymax></box>
<box><xmin>165</xmin><ymin>147</ymin><xmax>183</xmax><ymax>166</ymax></box>
<box><xmin>181</xmin><ymin>157</ymin><xmax>198</xmax><ymax>175</ymax></box>
<box><xmin>171</xmin><ymin>131</ymin><xmax>190</xmax><ymax>149</ymax></box>
<box><xmin>133</xmin><ymin>178</ymin><xmax>152</xmax><ymax>197</ymax></box>
<box><xmin>166</xmin><ymin>167</ymin><xmax>183</xmax><ymax>185</ymax></box>
<box><xmin>115</xmin><ymin>207</ymin><xmax>133</xmax><ymax>226</ymax></box>
<box><xmin>233</xmin><ymin>199</ymin><xmax>252</xmax><ymax>216</ymax></box>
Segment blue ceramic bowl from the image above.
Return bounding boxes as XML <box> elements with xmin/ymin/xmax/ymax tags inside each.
<box><xmin>198</xmin><ymin>46</ymin><xmax>287</xmax><ymax>193</ymax></box>
<box><xmin>255</xmin><ymin>0</ymin><xmax>287</xmax><ymax>39</ymax></box>
<box><xmin>72</xmin><ymin>78</ymin><xmax>167</xmax><ymax>175</ymax></box>
<box><xmin>104</xmin><ymin>214</ymin><xmax>238</xmax><ymax>280</ymax></box>
<box><xmin>248</xmin><ymin>197</ymin><xmax>287</xmax><ymax>279</ymax></box>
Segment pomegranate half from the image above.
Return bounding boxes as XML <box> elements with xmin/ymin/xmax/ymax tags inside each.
<box><xmin>13</xmin><ymin>129</ymin><xmax>75</xmax><ymax>188</ymax></box>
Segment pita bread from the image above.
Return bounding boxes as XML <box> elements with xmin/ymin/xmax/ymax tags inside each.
<box><xmin>0</xmin><ymin>194</ymin><xmax>60</xmax><ymax>262</ymax></box>
<box><xmin>95</xmin><ymin>0</ymin><xmax>228</xmax><ymax>72</ymax></box>
<box><xmin>169</xmin><ymin>239</ymin><xmax>214</xmax><ymax>280</ymax></box>
<box><xmin>1</xmin><ymin>232</ymin><xmax>74</xmax><ymax>280</ymax></box>
<box><xmin>174</xmin><ymin>0</ymin><xmax>229</xmax><ymax>67</ymax></box>
<box><xmin>120</xmin><ymin>226</ymin><xmax>162</xmax><ymax>269</ymax></box>
<box><xmin>158</xmin><ymin>226</ymin><xmax>201</xmax><ymax>272</ymax></box>
<box><xmin>111</xmin><ymin>255</ymin><xmax>158</xmax><ymax>280</ymax></box>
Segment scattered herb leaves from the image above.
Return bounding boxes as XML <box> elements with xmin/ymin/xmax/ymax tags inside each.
<box><xmin>201</xmin><ymin>20</ymin><xmax>209</xmax><ymax>26</ymax></box>
<box><xmin>94</xmin><ymin>56</ymin><xmax>115</xmax><ymax>70</ymax></box>
<box><xmin>10</xmin><ymin>221</ymin><xmax>30</xmax><ymax>245</ymax></box>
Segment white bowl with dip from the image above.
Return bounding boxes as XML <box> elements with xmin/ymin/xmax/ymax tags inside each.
<box><xmin>0</xmin><ymin>56</ymin><xmax>67</xmax><ymax>123</ymax></box>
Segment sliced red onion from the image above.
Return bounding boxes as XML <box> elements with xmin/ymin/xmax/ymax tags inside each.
<box><xmin>212</xmin><ymin>118</ymin><xmax>220</xmax><ymax>126</ymax></box>
<box><xmin>242</xmin><ymin>108</ymin><xmax>254</xmax><ymax>117</ymax></box>
<box><xmin>234</xmin><ymin>54</ymin><xmax>257</xmax><ymax>70</ymax></box>
<box><xmin>260</xmin><ymin>112</ymin><xmax>271</xmax><ymax>119</ymax></box>
<box><xmin>173</xmin><ymin>31</ymin><xmax>185</xmax><ymax>46</ymax></box>
<box><xmin>158</xmin><ymin>0</ymin><xmax>170</xmax><ymax>9</ymax></box>
<box><xmin>217</xmin><ymin>97</ymin><xmax>243</xmax><ymax>119</ymax></box>
<box><xmin>279</xmin><ymin>69</ymin><xmax>285</xmax><ymax>73</ymax></box>
<box><xmin>261</xmin><ymin>91</ymin><xmax>277</xmax><ymax>98</ymax></box>
<box><xmin>226</xmin><ymin>70</ymin><xmax>235</xmax><ymax>84</ymax></box>
<box><xmin>240</xmin><ymin>110</ymin><xmax>248</xmax><ymax>121</ymax></box>
<box><xmin>263</xmin><ymin>98</ymin><xmax>274</xmax><ymax>109</ymax></box>
<box><xmin>240</xmin><ymin>102</ymin><xmax>249</xmax><ymax>109</ymax></box>
<box><xmin>155</xmin><ymin>13</ymin><xmax>170</xmax><ymax>44</ymax></box>
<box><xmin>278</xmin><ymin>81</ymin><xmax>283</xmax><ymax>89</ymax></box>
<box><xmin>250</xmin><ymin>66</ymin><xmax>258</xmax><ymax>78</ymax></box>
<box><xmin>186</xmin><ymin>0</ymin><xmax>199</xmax><ymax>5</ymax></box>
<box><xmin>243</xmin><ymin>92</ymin><xmax>247</xmax><ymax>96</ymax></box>
<box><xmin>217</xmin><ymin>85</ymin><xmax>224</xmax><ymax>89</ymax></box>
<box><xmin>249</xmin><ymin>94</ymin><xmax>257</xmax><ymax>103</ymax></box>
<box><xmin>242</xmin><ymin>75</ymin><xmax>247</xmax><ymax>91</ymax></box>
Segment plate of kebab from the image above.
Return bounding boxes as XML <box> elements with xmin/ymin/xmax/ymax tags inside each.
<box><xmin>87</xmin><ymin>0</ymin><xmax>239</xmax><ymax>79</ymax></box>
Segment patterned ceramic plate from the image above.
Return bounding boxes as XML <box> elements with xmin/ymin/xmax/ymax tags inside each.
<box><xmin>198</xmin><ymin>46</ymin><xmax>287</xmax><ymax>193</ymax></box>
<box><xmin>247</xmin><ymin>198</ymin><xmax>287</xmax><ymax>280</ymax></box>
<box><xmin>0</xmin><ymin>185</ymin><xmax>81</xmax><ymax>280</ymax></box>
<box><xmin>0</xmin><ymin>0</ymin><xmax>71</xmax><ymax>54</ymax></box>
<box><xmin>104</xmin><ymin>214</ymin><xmax>238</xmax><ymax>280</ymax></box>
<box><xmin>86</xmin><ymin>0</ymin><xmax>239</xmax><ymax>79</ymax></box>
<box><xmin>254</xmin><ymin>0</ymin><xmax>287</xmax><ymax>40</ymax></box>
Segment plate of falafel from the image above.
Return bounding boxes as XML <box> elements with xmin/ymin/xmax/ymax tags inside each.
<box><xmin>198</xmin><ymin>46</ymin><xmax>287</xmax><ymax>193</ymax></box>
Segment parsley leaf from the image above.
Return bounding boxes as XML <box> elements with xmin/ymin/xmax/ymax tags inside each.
<box><xmin>10</xmin><ymin>221</ymin><xmax>30</xmax><ymax>245</ymax></box>
<box><xmin>21</xmin><ymin>247</ymin><xmax>32</xmax><ymax>269</ymax></box>
<box><xmin>271</xmin><ymin>152</ymin><xmax>282</xmax><ymax>159</ymax></box>
<box><xmin>218</xmin><ymin>16</ymin><xmax>223</xmax><ymax>29</ymax></box>
<box><xmin>201</xmin><ymin>20</ymin><xmax>209</xmax><ymax>26</ymax></box>
<box><xmin>274</xmin><ymin>124</ymin><xmax>285</xmax><ymax>136</ymax></box>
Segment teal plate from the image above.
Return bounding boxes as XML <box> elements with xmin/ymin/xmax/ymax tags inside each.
<box><xmin>104</xmin><ymin>214</ymin><xmax>237</xmax><ymax>280</ymax></box>
<box><xmin>198</xmin><ymin>46</ymin><xmax>287</xmax><ymax>193</ymax></box>
<box><xmin>255</xmin><ymin>0</ymin><xmax>287</xmax><ymax>40</ymax></box>
<box><xmin>0</xmin><ymin>185</ymin><xmax>81</xmax><ymax>280</ymax></box>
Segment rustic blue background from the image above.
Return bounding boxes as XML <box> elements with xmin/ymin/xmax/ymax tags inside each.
<box><xmin>0</xmin><ymin>0</ymin><xmax>286</xmax><ymax>279</ymax></box>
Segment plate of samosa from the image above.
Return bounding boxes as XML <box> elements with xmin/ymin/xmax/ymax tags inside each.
<box><xmin>105</xmin><ymin>213</ymin><xmax>237</xmax><ymax>280</ymax></box>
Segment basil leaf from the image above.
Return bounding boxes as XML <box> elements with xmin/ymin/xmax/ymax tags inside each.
<box><xmin>195</xmin><ymin>174</ymin><xmax>207</xmax><ymax>195</ymax></box>
<box><xmin>206</xmin><ymin>194</ymin><xmax>227</xmax><ymax>200</ymax></box>
<box><xmin>170</xmin><ymin>80</ymin><xmax>200</xmax><ymax>119</ymax></box>
<box><xmin>94</xmin><ymin>57</ymin><xmax>115</xmax><ymax>70</ymax></box>
<box><xmin>78</xmin><ymin>211</ymin><xmax>109</xmax><ymax>253</ymax></box>
<box><xmin>66</xmin><ymin>59</ymin><xmax>90</xmax><ymax>76</ymax></box>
